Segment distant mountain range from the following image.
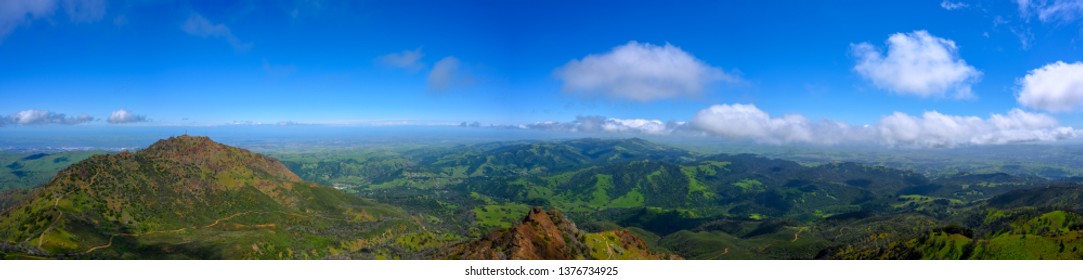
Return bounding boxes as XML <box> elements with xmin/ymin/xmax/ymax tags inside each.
<box><xmin>2</xmin><ymin>136</ymin><xmax>1082</xmax><ymax>259</ymax></box>
<box><xmin>284</xmin><ymin>137</ymin><xmax>1083</xmax><ymax>259</ymax></box>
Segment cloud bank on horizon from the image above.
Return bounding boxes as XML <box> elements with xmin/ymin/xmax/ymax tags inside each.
<box><xmin>3</xmin><ymin>1</ymin><xmax>1083</xmax><ymax>148</ymax></box>
<box><xmin>492</xmin><ymin>104</ymin><xmax>1077</xmax><ymax>148</ymax></box>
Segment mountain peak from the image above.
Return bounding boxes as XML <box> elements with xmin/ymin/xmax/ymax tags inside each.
<box><xmin>142</xmin><ymin>135</ymin><xmax>224</xmax><ymax>157</ymax></box>
<box><xmin>140</xmin><ymin>135</ymin><xmax>300</xmax><ymax>182</ymax></box>
<box><xmin>0</xmin><ymin>135</ymin><xmax>411</xmax><ymax>259</ymax></box>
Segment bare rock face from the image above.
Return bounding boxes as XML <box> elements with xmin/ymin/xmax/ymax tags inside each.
<box><xmin>447</xmin><ymin>208</ymin><xmax>671</xmax><ymax>260</ymax></box>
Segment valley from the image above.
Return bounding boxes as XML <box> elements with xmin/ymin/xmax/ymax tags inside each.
<box><xmin>273</xmin><ymin>137</ymin><xmax>1083</xmax><ymax>259</ymax></box>
<box><xmin>2</xmin><ymin>136</ymin><xmax>1083</xmax><ymax>259</ymax></box>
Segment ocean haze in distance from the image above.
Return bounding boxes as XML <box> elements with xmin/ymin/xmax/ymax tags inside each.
<box><xmin>4</xmin><ymin>125</ymin><xmax>1083</xmax><ymax>180</ymax></box>
<box><xmin>0</xmin><ymin>125</ymin><xmax>598</xmax><ymax>152</ymax></box>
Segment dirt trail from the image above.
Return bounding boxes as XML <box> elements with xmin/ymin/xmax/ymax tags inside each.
<box><xmin>83</xmin><ymin>211</ymin><xmax>259</xmax><ymax>254</ymax></box>
<box><xmin>603</xmin><ymin>239</ymin><xmax>615</xmax><ymax>259</ymax></box>
<box><xmin>709</xmin><ymin>247</ymin><xmax>730</xmax><ymax>259</ymax></box>
<box><xmin>792</xmin><ymin>227</ymin><xmax>806</xmax><ymax>242</ymax></box>
<box><xmin>36</xmin><ymin>170</ymin><xmax>104</xmax><ymax>247</ymax></box>
<box><xmin>34</xmin><ymin>190</ymin><xmax>76</xmax><ymax>247</ymax></box>
<box><xmin>83</xmin><ymin>235</ymin><xmax>115</xmax><ymax>254</ymax></box>
<box><xmin>834</xmin><ymin>226</ymin><xmax>847</xmax><ymax>240</ymax></box>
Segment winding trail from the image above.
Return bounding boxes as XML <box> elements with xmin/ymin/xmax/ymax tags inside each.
<box><xmin>792</xmin><ymin>227</ymin><xmax>806</xmax><ymax>242</ymax></box>
<box><xmin>603</xmin><ymin>239</ymin><xmax>615</xmax><ymax>259</ymax></box>
<box><xmin>82</xmin><ymin>210</ymin><xmax>346</xmax><ymax>254</ymax></box>
<box><xmin>83</xmin><ymin>235</ymin><xmax>115</xmax><ymax>254</ymax></box>
<box><xmin>835</xmin><ymin>226</ymin><xmax>847</xmax><ymax>240</ymax></box>
<box><xmin>709</xmin><ymin>247</ymin><xmax>730</xmax><ymax>259</ymax></box>
<box><xmin>83</xmin><ymin>211</ymin><xmax>259</xmax><ymax>254</ymax></box>
<box><xmin>33</xmin><ymin>189</ymin><xmax>79</xmax><ymax>247</ymax></box>
<box><xmin>36</xmin><ymin>170</ymin><xmax>103</xmax><ymax>248</ymax></box>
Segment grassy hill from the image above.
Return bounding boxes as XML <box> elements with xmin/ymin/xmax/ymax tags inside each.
<box><xmin>278</xmin><ymin>137</ymin><xmax>1082</xmax><ymax>259</ymax></box>
<box><xmin>20</xmin><ymin>136</ymin><xmax>1073</xmax><ymax>259</ymax></box>
<box><xmin>0</xmin><ymin>136</ymin><xmax>426</xmax><ymax>259</ymax></box>
<box><xmin>1</xmin><ymin>150</ymin><xmax>106</xmax><ymax>190</ymax></box>
<box><xmin>820</xmin><ymin>186</ymin><xmax>1083</xmax><ymax>259</ymax></box>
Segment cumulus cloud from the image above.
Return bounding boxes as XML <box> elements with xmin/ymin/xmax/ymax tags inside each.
<box><xmin>940</xmin><ymin>0</ymin><xmax>969</xmax><ymax>10</ymax></box>
<box><xmin>500</xmin><ymin>104</ymin><xmax>1076</xmax><ymax>147</ymax></box>
<box><xmin>1016</xmin><ymin>61</ymin><xmax>1083</xmax><ymax>112</ymax></box>
<box><xmin>1017</xmin><ymin>0</ymin><xmax>1083</xmax><ymax>23</ymax></box>
<box><xmin>555</xmin><ymin>41</ymin><xmax>738</xmax><ymax>102</ymax></box>
<box><xmin>182</xmin><ymin>14</ymin><xmax>252</xmax><ymax>51</ymax></box>
<box><xmin>1</xmin><ymin>109</ymin><xmax>95</xmax><ymax>126</ymax></box>
<box><xmin>852</xmin><ymin>30</ymin><xmax>982</xmax><ymax>99</ymax></box>
<box><xmin>107</xmin><ymin>109</ymin><xmax>147</xmax><ymax>124</ymax></box>
<box><xmin>689</xmin><ymin>104</ymin><xmax>1075</xmax><ymax>147</ymax></box>
<box><xmin>691</xmin><ymin>104</ymin><xmax>864</xmax><ymax>145</ymax></box>
<box><xmin>580</xmin><ymin>116</ymin><xmax>679</xmax><ymax>135</ymax></box>
<box><xmin>377</xmin><ymin>48</ymin><xmax>425</xmax><ymax>72</ymax></box>
<box><xmin>427</xmin><ymin>56</ymin><xmax>472</xmax><ymax>92</ymax></box>
<box><xmin>877</xmin><ymin>109</ymin><xmax>1075</xmax><ymax>147</ymax></box>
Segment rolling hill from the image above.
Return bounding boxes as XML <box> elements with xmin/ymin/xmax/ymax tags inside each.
<box><xmin>0</xmin><ymin>135</ymin><xmax>420</xmax><ymax>259</ymax></box>
<box><xmin>281</xmin><ymin>137</ymin><xmax>1083</xmax><ymax>259</ymax></box>
<box><xmin>1</xmin><ymin>150</ymin><xmax>106</xmax><ymax>190</ymax></box>
<box><xmin>6</xmin><ymin>136</ymin><xmax>1079</xmax><ymax>259</ymax></box>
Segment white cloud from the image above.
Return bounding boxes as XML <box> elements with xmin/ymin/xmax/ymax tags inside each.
<box><xmin>2</xmin><ymin>109</ymin><xmax>95</xmax><ymax>126</ymax></box>
<box><xmin>1017</xmin><ymin>61</ymin><xmax>1083</xmax><ymax>112</ymax></box>
<box><xmin>555</xmin><ymin>41</ymin><xmax>738</xmax><ymax>102</ymax></box>
<box><xmin>600</xmin><ymin>118</ymin><xmax>674</xmax><ymax>135</ymax></box>
<box><xmin>0</xmin><ymin>0</ymin><xmax>57</xmax><ymax>41</ymax></box>
<box><xmin>1017</xmin><ymin>0</ymin><xmax>1083</xmax><ymax>23</ymax></box>
<box><xmin>516</xmin><ymin>116</ymin><xmax>683</xmax><ymax>135</ymax></box>
<box><xmin>877</xmin><ymin>109</ymin><xmax>1075</xmax><ymax>147</ymax></box>
<box><xmin>0</xmin><ymin>0</ymin><xmax>109</xmax><ymax>42</ymax></box>
<box><xmin>687</xmin><ymin>104</ymin><xmax>1075</xmax><ymax>147</ymax></box>
<box><xmin>182</xmin><ymin>14</ymin><xmax>252</xmax><ymax>51</ymax></box>
<box><xmin>427</xmin><ymin>56</ymin><xmax>472</xmax><ymax>92</ymax></box>
<box><xmin>377</xmin><ymin>48</ymin><xmax>425</xmax><ymax>72</ymax></box>
<box><xmin>690</xmin><ymin>104</ymin><xmax>863</xmax><ymax>145</ymax></box>
<box><xmin>503</xmin><ymin>104</ymin><xmax>1077</xmax><ymax>148</ymax></box>
<box><xmin>107</xmin><ymin>109</ymin><xmax>147</xmax><ymax>124</ymax></box>
<box><xmin>852</xmin><ymin>30</ymin><xmax>982</xmax><ymax>99</ymax></box>
<box><xmin>940</xmin><ymin>0</ymin><xmax>969</xmax><ymax>10</ymax></box>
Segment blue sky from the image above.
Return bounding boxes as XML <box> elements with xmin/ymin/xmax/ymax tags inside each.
<box><xmin>3</xmin><ymin>0</ymin><xmax>1083</xmax><ymax>147</ymax></box>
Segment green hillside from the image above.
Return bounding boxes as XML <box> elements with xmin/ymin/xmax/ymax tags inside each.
<box><xmin>1</xmin><ymin>150</ymin><xmax>106</xmax><ymax>190</ymax></box>
<box><xmin>279</xmin><ymin>137</ymin><xmax>1083</xmax><ymax>260</ymax></box>
<box><xmin>0</xmin><ymin>136</ymin><xmax>426</xmax><ymax>259</ymax></box>
<box><xmin>4</xmin><ymin>137</ymin><xmax>1081</xmax><ymax>259</ymax></box>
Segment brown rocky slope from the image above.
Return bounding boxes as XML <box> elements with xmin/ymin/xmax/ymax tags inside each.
<box><xmin>446</xmin><ymin>208</ymin><xmax>678</xmax><ymax>260</ymax></box>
